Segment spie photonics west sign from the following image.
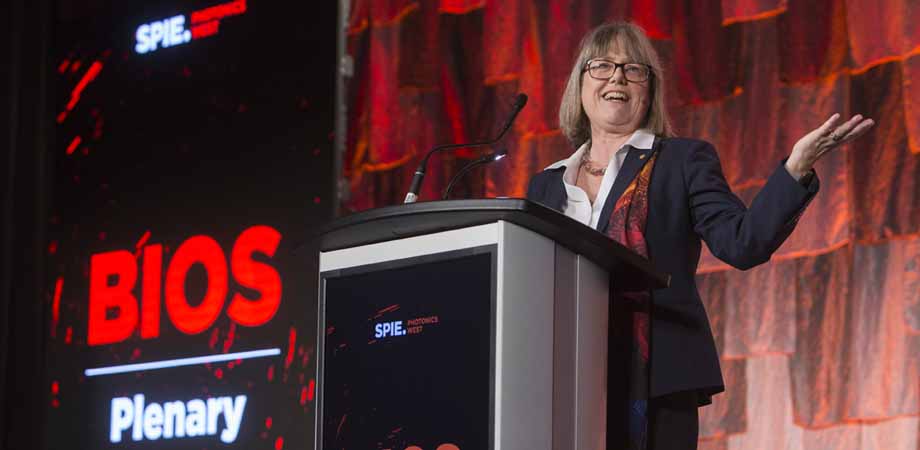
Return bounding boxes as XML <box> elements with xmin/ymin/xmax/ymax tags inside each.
<box><xmin>134</xmin><ymin>0</ymin><xmax>247</xmax><ymax>54</ymax></box>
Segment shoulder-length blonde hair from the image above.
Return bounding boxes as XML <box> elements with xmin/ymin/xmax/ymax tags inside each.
<box><xmin>559</xmin><ymin>21</ymin><xmax>675</xmax><ymax>146</ymax></box>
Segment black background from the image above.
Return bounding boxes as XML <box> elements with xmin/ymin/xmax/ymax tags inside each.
<box><xmin>38</xmin><ymin>1</ymin><xmax>337</xmax><ymax>449</ymax></box>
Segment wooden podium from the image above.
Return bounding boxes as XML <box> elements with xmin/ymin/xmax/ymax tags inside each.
<box><xmin>314</xmin><ymin>199</ymin><xmax>667</xmax><ymax>450</ymax></box>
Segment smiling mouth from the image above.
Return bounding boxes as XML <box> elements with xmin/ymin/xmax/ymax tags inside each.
<box><xmin>602</xmin><ymin>92</ymin><xmax>629</xmax><ymax>102</ymax></box>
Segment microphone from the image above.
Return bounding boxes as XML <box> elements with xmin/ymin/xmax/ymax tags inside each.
<box><xmin>403</xmin><ymin>93</ymin><xmax>527</xmax><ymax>203</ymax></box>
<box><xmin>442</xmin><ymin>147</ymin><xmax>507</xmax><ymax>200</ymax></box>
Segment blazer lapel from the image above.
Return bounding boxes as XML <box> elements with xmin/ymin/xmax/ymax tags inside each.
<box><xmin>596</xmin><ymin>140</ymin><xmax>658</xmax><ymax>233</ymax></box>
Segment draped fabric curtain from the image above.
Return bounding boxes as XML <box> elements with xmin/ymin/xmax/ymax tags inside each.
<box><xmin>343</xmin><ymin>1</ymin><xmax>920</xmax><ymax>447</ymax></box>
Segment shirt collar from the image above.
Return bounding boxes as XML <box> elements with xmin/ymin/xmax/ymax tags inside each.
<box><xmin>545</xmin><ymin>129</ymin><xmax>655</xmax><ymax>170</ymax></box>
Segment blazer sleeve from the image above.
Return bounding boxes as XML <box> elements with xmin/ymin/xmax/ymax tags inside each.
<box><xmin>685</xmin><ymin>141</ymin><xmax>819</xmax><ymax>270</ymax></box>
<box><xmin>526</xmin><ymin>168</ymin><xmax>566</xmax><ymax>212</ymax></box>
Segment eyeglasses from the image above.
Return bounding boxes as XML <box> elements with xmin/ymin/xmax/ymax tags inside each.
<box><xmin>583</xmin><ymin>59</ymin><xmax>652</xmax><ymax>83</ymax></box>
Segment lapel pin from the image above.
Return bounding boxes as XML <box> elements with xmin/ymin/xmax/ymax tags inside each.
<box><xmin>639</xmin><ymin>154</ymin><xmax>647</xmax><ymax>160</ymax></box>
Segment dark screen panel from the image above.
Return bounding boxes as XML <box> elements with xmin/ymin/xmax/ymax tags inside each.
<box><xmin>322</xmin><ymin>249</ymin><xmax>495</xmax><ymax>450</ymax></box>
<box><xmin>44</xmin><ymin>1</ymin><xmax>335</xmax><ymax>449</ymax></box>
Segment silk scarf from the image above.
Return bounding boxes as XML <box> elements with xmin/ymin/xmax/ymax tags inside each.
<box><xmin>606</xmin><ymin>150</ymin><xmax>658</xmax><ymax>449</ymax></box>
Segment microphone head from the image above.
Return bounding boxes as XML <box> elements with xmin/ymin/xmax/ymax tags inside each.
<box><xmin>477</xmin><ymin>147</ymin><xmax>507</xmax><ymax>163</ymax></box>
<box><xmin>513</xmin><ymin>93</ymin><xmax>528</xmax><ymax>109</ymax></box>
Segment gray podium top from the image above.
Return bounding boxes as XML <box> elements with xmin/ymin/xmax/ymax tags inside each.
<box><xmin>319</xmin><ymin>199</ymin><xmax>669</xmax><ymax>291</ymax></box>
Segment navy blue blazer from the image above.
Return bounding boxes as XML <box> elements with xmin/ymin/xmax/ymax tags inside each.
<box><xmin>526</xmin><ymin>137</ymin><xmax>818</xmax><ymax>402</ymax></box>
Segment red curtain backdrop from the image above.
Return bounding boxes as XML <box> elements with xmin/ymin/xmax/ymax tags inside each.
<box><xmin>343</xmin><ymin>1</ymin><xmax>920</xmax><ymax>447</ymax></box>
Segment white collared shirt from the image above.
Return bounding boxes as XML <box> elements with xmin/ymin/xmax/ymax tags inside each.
<box><xmin>545</xmin><ymin>129</ymin><xmax>656</xmax><ymax>229</ymax></box>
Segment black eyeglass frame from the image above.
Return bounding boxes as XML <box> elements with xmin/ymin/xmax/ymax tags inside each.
<box><xmin>582</xmin><ymin>59</ymin><xmax>653</xmax><ymax>83</ymax></box>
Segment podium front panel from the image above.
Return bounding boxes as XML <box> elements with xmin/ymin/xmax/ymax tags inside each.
<box><xmin>317</xmin><ymin>221</ymin><xmax>604</xmax><ymax>450</ymax></box>
<box><xmin>318</xmin><ymin>225</ymin><xmax>500</xmax><ymax>450</ymax></box>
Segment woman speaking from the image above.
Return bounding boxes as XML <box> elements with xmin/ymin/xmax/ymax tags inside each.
<box><xmin>526</xmin><ymin>21</ymin><xmax>874</xmax><ymax>449</ymax></box>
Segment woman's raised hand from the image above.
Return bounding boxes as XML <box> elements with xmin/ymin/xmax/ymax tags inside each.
<box><xmin>786</xmin><ymin>113</ymin><xmax>875</xmax><ymax>179</ymax></box>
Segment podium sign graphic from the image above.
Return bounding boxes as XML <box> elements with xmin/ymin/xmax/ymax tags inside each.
<box><xmin>320</xmin><ymin>248</ymin><xmax>495</xmax><ymax>449</ymax></box>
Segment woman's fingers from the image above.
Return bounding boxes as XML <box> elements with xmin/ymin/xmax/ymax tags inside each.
<box><xmin>814</xmin><ymin>113</ymin><xmax>842</xmax><ymax>139</ymax></box>
<box><xmin>838</xmin><ymin>118</ymin><xmax>875</xmax><ymax>144</ymax></box>
<box><xmin>829</xmin><ymin>114</ymin><xmax>863</xmax><ymax>140</ymax></box>
<box><xmin>820</xmin><ymin>114</ymin><xmax>875</xmax><ymax>148</ymax></box>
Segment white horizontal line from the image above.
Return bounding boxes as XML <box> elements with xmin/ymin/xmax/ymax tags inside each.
<box><xmin>84</xmin><ymin>348</ymin><xmax>282</xmax><ymax>377</ymax></box>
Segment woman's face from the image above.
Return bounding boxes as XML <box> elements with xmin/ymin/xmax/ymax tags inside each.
<box><xmin>580</xmin><ymin>43</ymin><xmax>651</xmax><ymax>136</ymax></box>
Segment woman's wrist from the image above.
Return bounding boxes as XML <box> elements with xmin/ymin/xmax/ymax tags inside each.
<box><xmin>785</xmin><ymin>157</ymin><xmax>812</xmax><ymax>181</ymax></box>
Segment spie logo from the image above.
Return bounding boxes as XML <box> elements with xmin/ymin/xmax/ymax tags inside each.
<box><xmin>372</xmin><ymin>316</ymin><xmax>439</xmax><ymax>340</ymax></box>
<box><xmin>373</xmin><ymin>321</ymin><xmax>406</xmax><ymax>339</ymax></box>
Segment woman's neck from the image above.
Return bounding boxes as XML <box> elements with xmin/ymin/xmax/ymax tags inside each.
<box><xmin>588</xmin><ymin>128</ymin><xmax>636</xmax><ymax>163</ymax></box>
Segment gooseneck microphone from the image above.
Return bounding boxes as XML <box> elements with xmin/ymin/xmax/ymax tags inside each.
<box><xmin>403</xmin><ymin>93</ymin><xmax>528</xmax><ymax>203</ymax></box>
<box><xmin>442</xmin><ymin>147</ymin><xmax>507</xmax><ymax>200</ymax></box>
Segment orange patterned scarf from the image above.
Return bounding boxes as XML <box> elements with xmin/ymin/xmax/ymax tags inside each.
<box><xmin>606</xmin><ymin>150</ymin><xmax>658</xmax><ymax>449</ymax></box>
